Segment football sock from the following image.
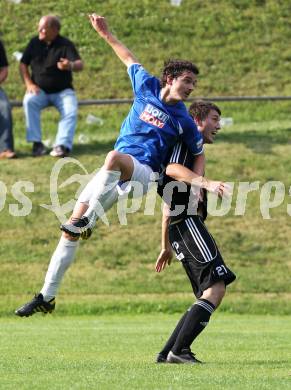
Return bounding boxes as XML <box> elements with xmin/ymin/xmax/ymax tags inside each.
<box><xmin>84</xmin><ymin>169</ymin><xmax>121</xmax><ymax>226</ymax></box>
<box><xmin>40</xmin><ymin>236</ymin><xmax>79</xmax><ymax>301</ymax></box>
<box><xmin>159</xmin><ymin>310</ymin><xmax>189</xmax><ymax>357</ymax></box>
<box><xmin>171</xmin><ymin>299</ymin><xmax>215</xmax><ymax>354</ymax></box>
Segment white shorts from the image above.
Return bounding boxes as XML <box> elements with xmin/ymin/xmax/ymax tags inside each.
<box><xmin>77</xmin><ymin>155</ymin><xmax>154</xmax><ymax>204</ymax></box>
<box><xmin>128</xmin><ymin>156</ymin><xmax>154</xmax><ymax>195</ymax></box>
<box><xmin>116</xmin><ymin>156</ymin><xmax>155</xmax><ymax>198</ymax></box>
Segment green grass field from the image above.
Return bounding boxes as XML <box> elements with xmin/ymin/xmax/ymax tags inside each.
<box><xmin>1</xmin><ymin>313</ymin><xmax>291</xmax><ymax>390</ymax></box>
<box><xmin>1</xmin><ymin>1</ymin><xmax>291</xmax><ymax>388</ymax></box>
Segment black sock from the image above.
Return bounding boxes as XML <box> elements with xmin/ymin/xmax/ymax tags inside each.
<box><xmin>171</xmin><ymin>299</ymin><xmax>215</xmax><ymax>355</ymax></box>
<box><xmin>159</xmin><ymin>310</ymin><xmax>189</xmax><ymax>357</ymax></box>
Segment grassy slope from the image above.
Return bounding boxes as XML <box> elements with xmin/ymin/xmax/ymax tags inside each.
<box><xmin>0</xmin><ymin>1</ymin><xmax>291</xmax><ymax>315</ymax></box>
<box><xmin>1</xmin><ymin>0</ymin><xmax>291</xmax><ymax>99</ymax></box>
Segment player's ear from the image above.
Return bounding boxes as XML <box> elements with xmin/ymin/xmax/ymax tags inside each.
<box><xmin>194</xmin><ymin>116</ymin><xmax>203</xmax><ymax>127</ymax></box>
<box><xmin>166</xmin><ymin>75</ymin><xmax>174</xmax><ymax>85</ymax></box>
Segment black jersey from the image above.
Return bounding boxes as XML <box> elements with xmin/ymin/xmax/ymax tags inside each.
<box><xmin>158</xmin><ymin>141</ymin><xmax>208</xmax><ymax>222</ymax></box>
<box><xmin>21</xmin><ymin>35</ymin><xmax>81</xmax><ymax>93</ymax></box>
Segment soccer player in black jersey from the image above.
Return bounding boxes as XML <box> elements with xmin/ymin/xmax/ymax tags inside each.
<box><xmin>155</xmin><ymin>100</ymin><xmax>236</xmax><ymax>364</ymax></box>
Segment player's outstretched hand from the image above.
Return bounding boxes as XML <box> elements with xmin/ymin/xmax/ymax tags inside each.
<box><xmin>205</xmin><ymin>180</ymin><xmax>232</xmax><ymax>199</ymax></box>
<box><xmin>155</xmin><ymin>248</ymin><xmax>173</xmax><ymax>273</ymax></box>
<box><xmin>88</xmin><ymin>14</ymin><xmax>110</xmax><ymax>39</ymax></box>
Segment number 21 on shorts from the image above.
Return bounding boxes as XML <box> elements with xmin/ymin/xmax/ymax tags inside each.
<box><xmin>216</xmin><ymin>265</ymin><xmax>228</xmax><ymax>276</ymax></box>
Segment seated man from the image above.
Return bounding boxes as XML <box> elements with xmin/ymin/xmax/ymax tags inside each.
<box><xmin>0</xmin><ymin>40</ymin><xmax>16</xmax><ymax>159</ymax></box>
<box><xmin>20</xmin><ymin>15</ymin><xmax>83</xmax><ymax>157</ymax></box>
<box><xmin>156</xmin><ymin>100</ymin><xmax>236</xmax><ymax>364</ymax></box>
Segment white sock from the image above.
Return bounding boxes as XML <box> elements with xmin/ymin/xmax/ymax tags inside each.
<box><xmin>40</xmin><ymin>236</ymin><xmax>79</xmax><ymax>301</ymax></box>
<box><xmin>84</xmin><ymin>169</ymin><xmax>121</xmax><ymax>226</ymax></box>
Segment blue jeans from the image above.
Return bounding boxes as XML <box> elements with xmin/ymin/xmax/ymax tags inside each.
<box><xmin>0</xmin><ymin>88</ymin><xmax>13</xmax><ymax>152</ymax></box>
<box><xmin>23</xmin><ymin>88</ymin><xmax>78</xmax><ymax>150</ymax></box>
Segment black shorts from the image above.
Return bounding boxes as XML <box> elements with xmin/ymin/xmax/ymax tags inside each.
<box><xmin>169</xmin><ymin>216</ymin><xmax>236</xmax><ymax>298</ymax></box>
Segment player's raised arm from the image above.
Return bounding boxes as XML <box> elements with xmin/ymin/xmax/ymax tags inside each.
<box><xmin>89</xmin><ymin>14</ymin><xmax>139</xmax><ymax>67</ymax></box>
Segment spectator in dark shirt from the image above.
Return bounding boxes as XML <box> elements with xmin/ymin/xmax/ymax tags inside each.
<box><xmin>0</xmin><ymin>40</ymin><xmax>16</xmax><ymax>159</ymax></box>
<box><xmin>20</xmin><ymin>15</ymin><xmax>83</xmax><ymax>157</ymax></box>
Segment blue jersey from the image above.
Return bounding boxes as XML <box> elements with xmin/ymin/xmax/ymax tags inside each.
<box><xmin>114</xmin><ymin>63</ymin><xmax>203</xmax><ymax>172</ymax></box>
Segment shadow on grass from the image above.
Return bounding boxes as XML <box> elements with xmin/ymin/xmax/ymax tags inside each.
<box><xmin>218</xmin><ymin>127</ymin><xmax>291</xmax><ymax>154</ymax></box>
<box><xmin>12</xmin><ymin>150</ymin><xmax>34</xmax><ymax>159</ymax></box>
<box><xmin>15</xmin><ymin>127</ymin><xmax>291</xmax><ymax>158</ymax></box>
<box><xmin>72</xmin><ymin>139</ymin><xmax>116</xmax><ymax>156</ymax></box>
<box><xmin>14</xmin><ymin>139</ymin><xmax>116</xmax><ymax>159</ymax></box>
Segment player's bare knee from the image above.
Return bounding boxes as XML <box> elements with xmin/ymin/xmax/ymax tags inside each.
<box><xmin>104</xmin><ymin>150</ymin><xmax>121</xmax><ymax>170</ymax></box>
<box><xmin>215</xmin><ymin>283</ymin><xmax>226</xmax><ymax>303</ymax></box>
<box><xmin>202</xmin><ymin>282</ymin><xmax>226</xmax><ymax>307</ymax></box>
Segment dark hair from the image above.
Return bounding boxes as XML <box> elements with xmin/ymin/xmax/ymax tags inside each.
<box><xmin>45</xmin><ymin>15</ymin><xmax>61</xmax><ymax>31</ymax></box>
<box><xmin>188</xmin><ymin>100</ymin><xmax>221</xmax><ymax>121</ymax></box>
<box><xmin>160</xmin><ymin>59</ymin><xmax>199</xmax><ymax>87</ymax></box>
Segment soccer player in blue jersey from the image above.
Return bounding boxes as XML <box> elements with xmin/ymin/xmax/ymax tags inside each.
<box><xmin>15</xmin><ymin>15</ymin><xmax>226</xmax><ymax>317</ymax></box>
<box><xmin>61</xmin><ymin>14</ymin><xmax>208</xmax><ymax>238</ymax></box>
